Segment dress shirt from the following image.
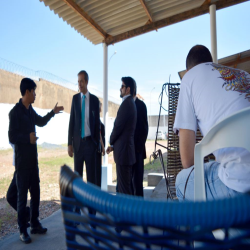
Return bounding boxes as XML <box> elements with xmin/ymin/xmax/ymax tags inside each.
<box><xmin>81</xmin><ymin>91</ymin><xmax>91</xmax><ymax>137</ymax></box>
<box><xmin>122</xmin><ymin>94</ymin><xmax>131</xmax><ymax>102</ymax></box>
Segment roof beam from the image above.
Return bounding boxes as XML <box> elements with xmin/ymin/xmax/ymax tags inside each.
<box><xmin>222</xmin><ymin>55</ymin><xmax>250</xmax><ymax>68</ymax></box>
<box><xmin>62</xmin><ymin>0</ymin><xmax>107</xmax><ymax>38</ymax></box>
<box><xmin>138</xmin><ymin>0</ymin><xmax>153</xmax><ymax>22</ymax></box>
<box><xmin>105</xmin><ymin>0</ymin><xmax>247</xmax><ymax>45</ymax></box>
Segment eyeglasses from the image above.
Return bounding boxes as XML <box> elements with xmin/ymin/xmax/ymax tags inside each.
<box><xmin>121</xmin><ymin>84</ymin><xmax>126</xmax><ymax>89</ymax></box>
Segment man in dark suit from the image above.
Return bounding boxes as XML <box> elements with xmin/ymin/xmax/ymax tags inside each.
<box><xmin>68</xmin><ymin>70</ymin><xmax>100</xmax><ymax>187</ymax></box>
<box><xmin>132</xmin><ymin>82</ymin><xmax>148</xmax><ymax>197</ymax></box>
<box><xmin>106</xmin><ymin>77</ymin><xmax>137</xmax><ymax>195</ymax></box>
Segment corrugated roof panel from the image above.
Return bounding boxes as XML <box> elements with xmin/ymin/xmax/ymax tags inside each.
<box><xmin>53</xmin><ymin>4</ymin><xmax>69</xmax><ymax>15</ymax></box>
<box><xmin>42</xmin><ymin>0</ymin><xmax>58</xmax><ymax>6</ymax></box>
<box><xmin>95</xmin><ymin>5</ymin><xmax>145</xmax><ymax>25</ymax></box>
<box><xmin>49</xmin><ymin>1</ymin><xmax>66</xmax><ymax>9</ymax></box>
<box><xmin>39</xmin><ymin>0</ymin><xmax>248</xmax><ymax>45</ymax></box>
<box><xmin>107</xmin><ymin>16</ymin><xmax>149</xmax><ymax>36</ymax></box>
<box><xmin>102</xmin><ymin>11</ymin><xmax>148</xmax><ymax>32</ymax></box>
<box><xmin>86</xmin><ymin>0</ymin><xmax>141</xmax><ymax>18</ymax></box>
<box><xmin>151</xmin><ymin>0</ymin><xmax>205</xmax><ymax>21</ymax></box>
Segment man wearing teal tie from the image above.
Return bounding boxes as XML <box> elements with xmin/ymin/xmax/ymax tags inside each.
<box><xmin>68</xmin><ymin>70</ymin><xmax>100</xmax><ymax>186</ymax></box>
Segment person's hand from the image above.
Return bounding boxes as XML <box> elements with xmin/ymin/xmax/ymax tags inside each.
<box><xmin>68</xmin><ymin>145</ymin><xmax>73</xmax><ymax>158</ymax></box>
<box><xmin>106</xmin><ymin>146</ymin><xmax>113</xmax><ymax>154</ymax></box>
<box><xmin>30</xmin><ymin>132</ymin><xmax>38</xmax><ymax>144</ymax></box>
<box><xmin>102</xmin><ymin>148</ymin><xmax>105</xmax><ymax>156</ymax></box>
<box><xmin>53</xmin><ymin>102</ymin><xmax>64</xmax><ymax>114</ymax></box>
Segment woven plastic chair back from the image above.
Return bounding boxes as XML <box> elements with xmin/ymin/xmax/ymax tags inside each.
<box><xmin>60</xmin><ymin>165</ymin><xmax>250</xmax><ymax>250</ymax></box>
<box><xmin>166</xmin><ymin>84</ymin><xmax>208</xmax><ymax>199</ymax></box>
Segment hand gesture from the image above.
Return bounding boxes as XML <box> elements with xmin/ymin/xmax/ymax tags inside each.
<box><xmin>106</xmin><ymin>146</ymin><xmax>113</xmax><ymax>154</ymax></box>
<box><xmin>30</xmin><ymin>132</ymin><xmax>38</xmax><ymax>144</ymax></box>
<box><xmin>68</xmin><ymin>145</ymin><xmax>74</xmax><ymax>158</ymax></box>
<box><xmin>53</xmin><ymin>102</ymin><xmax>64</xmax><ymax>114</ymax></box>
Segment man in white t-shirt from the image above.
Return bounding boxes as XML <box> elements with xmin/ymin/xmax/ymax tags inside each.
<box><xmin>174</xmin><ymin>45</ymin><xmax>250</xmax><ymax>201</ymax></box>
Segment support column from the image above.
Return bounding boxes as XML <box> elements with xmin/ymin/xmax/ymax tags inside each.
<box><xmin>103</xmin><ymin>42</ymin><xmax>108</xmax><ymax>165</ymax></box>
<box><xmin>210</xmin><ymin>4</ymin><xmax>218</xmax><ymax>63</ymax></box>
<box><xmin>101</xmin><ymin>42</ymin><xmax>112</xmax><ymax>191</ymax></box>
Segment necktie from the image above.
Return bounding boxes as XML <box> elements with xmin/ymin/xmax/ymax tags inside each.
<box><xmin>81</xmin><ymin>95</ymin><xmax>86</xmax><ymax>138</ymax></box>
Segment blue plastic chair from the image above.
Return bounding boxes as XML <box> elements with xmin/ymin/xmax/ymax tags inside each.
<box><xmin>60</xmin><ymin>165</ymin><xmax>250</xmax><ymax>249</ymax></box>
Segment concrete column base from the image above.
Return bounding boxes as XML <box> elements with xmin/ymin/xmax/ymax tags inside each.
<box><xmin>101</xmin><ymin>164</ymin><xmax>112</xmax><ymax>191</ymax></box>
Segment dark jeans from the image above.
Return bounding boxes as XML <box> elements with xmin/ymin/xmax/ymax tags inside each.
<box><xmin>116</xmin><ymin>164</ymin><xmax>133</xmax><ymax>195</ymax></box>
<box><xmin>16</xmin><ymin>168</ymin><xmax>40</xmax><ymax>233</ymax></box>
<box><xmin>131</xmin><ymin>152</ymin><xmax>144</xmax><ymax>197</ymax></box>
<box><xmin>74</xmin><ymin>137</ymin><xmax>97</xmax><ymax>185</ymax></box>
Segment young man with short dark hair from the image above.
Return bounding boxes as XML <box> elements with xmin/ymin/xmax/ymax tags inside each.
<box><xmin>9</xmin><ymin>78</ymin><xmax>64</xmax><ymax>243</ymax></box>
<box><xmin>174</xmin><ymin>45</ymin><xmax>250</xmax><ymax>201</ymax></box>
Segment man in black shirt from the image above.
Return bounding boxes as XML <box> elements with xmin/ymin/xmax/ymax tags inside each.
<box><xmin>8</xmin><ymin>78</ymin><xmax>63</xmax><ymax>244</ymax></box>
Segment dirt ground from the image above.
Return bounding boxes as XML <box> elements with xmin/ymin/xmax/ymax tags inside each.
<box><xmin>0</xmin><ymin>140</ymin><xmax>167</xmax><ymax>240</ymax></box>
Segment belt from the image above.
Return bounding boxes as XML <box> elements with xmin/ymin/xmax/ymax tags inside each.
<box><xmin>81</xmin><ymin>136</ymin><xmax>91</xmax><ymax>141</ymax></box>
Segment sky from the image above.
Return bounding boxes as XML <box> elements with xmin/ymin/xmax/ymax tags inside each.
<box><xmin>0</xmin><ymin>0</ymin><xmax>250</xmax><ymax>115</ymax></box>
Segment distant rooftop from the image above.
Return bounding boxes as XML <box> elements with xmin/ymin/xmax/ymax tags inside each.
<box><xmin>178</xmin><ymin>49</ymin><xmax>250</xmax><ymax>80</ymax></box>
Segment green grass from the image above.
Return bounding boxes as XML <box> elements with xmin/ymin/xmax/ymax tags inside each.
<box><xmin>144</xmin><ymin>158</ymin><xmax>164</xmax><ymax>172</ymax></box>
<box><xmin>39</xmin><ymin>155</ymin><xmax>74</xmax><ymax>170</ymax></box>
<box><xmin>0</xmin><ymin>177</ymin><xmax>13</xmax><ymax>197</ymax></box>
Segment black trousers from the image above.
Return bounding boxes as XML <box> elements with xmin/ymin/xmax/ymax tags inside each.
<box><xmin>6</xmin><ymin>172</ymin><xmax>18</xmax><ymax>210</ymax></box>
<box><xmin>7</xmin><ymin>172</ymin><xmax>31</xmax><ymax>223</ymax></box>
<box><xmin>16</xmin><ymin>168</ymin><xmax>40</xmax><ymax>233</ymax></box>
<box><xmin>95</xmin><ymin>152</ymin><xmax>102</xmax><ymax>187</ymax></box>
<box><xmin>116</xmin><ymin>164</ymin><xmax>133</xmax><ymax>195</ymax></box>
<box><xmin>131</xmin><ymin>152</ymin><xmax>144</xmax><ymax>197</ymax></box>
<box><xmin>74</xmin><ymin>137</ymin><xmax>99</xmax><ymax>186</ymax></box>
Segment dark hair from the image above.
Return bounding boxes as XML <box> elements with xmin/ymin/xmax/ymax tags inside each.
<box><xmin>186</xmin><ymin>45</ymin><xmax>213</xmax><ymax>70</ymax></box>
<box><xmin>20</xmin><ymin>78</ymin><xmax>37</xmax><ymax>96</ymax></box>
<box><xmin>133</xmin><ymin>79</ymin><xmax>137</xmax><ymax>96</ymax></box>
<box><xmin>78</xmin><ymin>70</ymin><xmax>89</xmax><ymax>82</ymax></box>
<box><xmin>121</xmin><ymin>77</ymin><xmax>135</xmax><ymax>95</ymax></box>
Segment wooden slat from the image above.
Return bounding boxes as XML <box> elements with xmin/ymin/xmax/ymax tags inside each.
<box><xmin>62</xmin><ymin>0</ymin><xmax>108</xmax><ymax>38</ymax></box>
<box><xmin>105</xmin><ymin>0</ymin><xmax>247</xmax><ymax>45</ymax></box>
<box><xmin>138</xmin><ymin>0</ymin><xmax>153</xmax><ymax>22</ymax></box>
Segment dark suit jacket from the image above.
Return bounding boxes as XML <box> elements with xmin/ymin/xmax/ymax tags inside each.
<box><xmin>68</xmin><ymin>92</ymin><xmax>100</xmax><ymax>153</ymax></box>
<box><xmin>134</xmin><ymin>98</ymin><xmax>148</xmax><ymax>159</ymax></box>
<box><xmin>110</xmin><ymin>95</ymin><xmax>137</xmax><ymax>165</ymax></box>
<box><xmin>101</xmin><ymin>122</ymin><xmax>105</xmax><ymax>147</ymax></box>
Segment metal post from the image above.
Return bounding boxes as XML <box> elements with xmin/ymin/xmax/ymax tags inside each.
<box><xmin>103</xmin><ymin>43</ymin><xmax>108</xmax><ymax>165</ymax></box>
<box><xmin>210</xmin><ymin>4</ymin><xmax>218</xmax><ymax>63</ymax></box>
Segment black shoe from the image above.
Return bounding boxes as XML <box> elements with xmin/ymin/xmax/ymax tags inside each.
<box><xmin>20</xmin><ymin>231</ymin><xmax>31</xmax><ymax>244</ymax></box>
<box><xmin>30</xmin><ymin>224</ymin><xmax>47</xmax><ymax>234</ymax></box>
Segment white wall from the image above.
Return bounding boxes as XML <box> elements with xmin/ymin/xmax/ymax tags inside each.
<box><xmin>147</xmin><ymin>126</ymin><xmax>168</xmax><ymax>140</ymax></box>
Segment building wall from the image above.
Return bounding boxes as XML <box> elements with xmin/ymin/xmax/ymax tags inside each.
<box><xmin>0</xmin><ymin>69</ymin><xmax>119</xmax><ymax>116</ymax></box>
<box><xmin>147</xmin><ymin>115</ymin><xmax>168</xmax><ymax>140</ymax></box>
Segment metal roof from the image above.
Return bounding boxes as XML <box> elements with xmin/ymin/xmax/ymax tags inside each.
<box><xmin>178</xmin><ymin>49</ymin><xmax>250</xmax><ymax>80</ymax></box>
<box><xmin>39</xmin><ymin>0</ymin><xmax>248</xmax><ymax>45</ymax></box>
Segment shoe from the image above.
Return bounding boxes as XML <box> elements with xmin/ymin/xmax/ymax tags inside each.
<box><xmin>20</xmin><ymin>231</ymin><xmax>31</xmax><ymax>244</ymax></box>
<box><xmin>30</xmin><ymin>223</ymin><xmax>47</xmax><ymax>234</ymax></box>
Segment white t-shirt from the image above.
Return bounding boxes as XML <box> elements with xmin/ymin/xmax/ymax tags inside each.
<box><xmin>174</xmin><ymin>62</ymin><xmax>250</xmax><ymax>192</ymax></box>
